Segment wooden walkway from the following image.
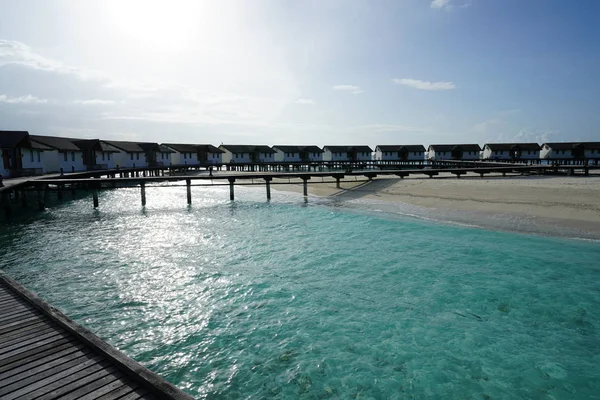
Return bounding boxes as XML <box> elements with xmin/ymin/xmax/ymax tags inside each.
<box><xmin>0</xmin><ymin>273</ymin><xmax>194</xmax><ymax>400</ymax></box>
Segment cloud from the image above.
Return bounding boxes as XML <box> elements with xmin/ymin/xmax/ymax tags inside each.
<box><xmin>430</xmin><ymin>0</ymin><xmax>452</xmax><ymax>10</ymax></box>
<box><xmin>333</xmin><ymin>85</ymin><xmax>363</xmax><ymax>95</ymax></box>
<box><xmin>294</xmin><ymin>98</ymin><xmax>315</xmax><ymax>105</ymax></box>
<box><xmin>0</xmin><ymin>40</ymin><xmax>104</xmax><ymax>81</ymax></box>
<box><xmin>0</xmin><ymin>94</ymin><xmax>48</xmax><ymax>104</ymax></box>
<box><xmin>393</xmin><ymin>78</ymin><xmax>456</xmax><ymax>91</ymax></box>
<box><xmin>73</xmin><ymin>99</ymin><xmax>116</xmax><ymax>105</ymax></box>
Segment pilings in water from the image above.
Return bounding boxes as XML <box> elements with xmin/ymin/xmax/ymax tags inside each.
<box><xmin>141</xmin><ymin>182</ymin><xmax>146</xmax><ymax>206</ymax></box>
<box><xmin>302</xmin><ymin>177</ymin><xmax>310</xmax><ymax>196</ymax></box>
<box><xmin>37</xmin><ymin>185</ymin><xmax>46</xmax><ymax>211</ymax></box>
<box><xmin>229</xmin><ymin>178</ymin><xmax>236</xmax><ymax>201</ymax></box>
<box><xmin>186</xmin><ymin>179</ymin><xmax>192</xmax><ymax>205</ymax></box>
<box><xmin>1</xmin><ymin>192</ymin><xmax>10</xmax><ymax>218</ymax></box>
<box><xmin>265</xmin><ymin>177</ymin><xmax>272</xmax><ymax>200</ymax></box>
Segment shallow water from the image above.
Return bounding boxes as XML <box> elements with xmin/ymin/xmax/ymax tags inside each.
<box><xmin>0</xmin><ymin>185</ymin><xmax>599</xmax><ymax>399</ymax></box>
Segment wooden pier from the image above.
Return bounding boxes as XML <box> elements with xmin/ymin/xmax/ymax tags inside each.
<box><xmin>0</xmin><ymin>272</ymin><xmax>194</xmax><ymax>400</ymax></box>
<box><xmin>0</xmin><ymin>160</ymin><xmax>597</xmax><ymax>214</ymax></box>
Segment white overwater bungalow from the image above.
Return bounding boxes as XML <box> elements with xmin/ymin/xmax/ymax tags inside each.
<box><xmin>541</xmin><ymin>142</ymin><xmax>600</xmax><ymax>160</ymax></box>
<box><xmin>375</xmin><ymin>145</ymin><xmax>426</xmax><ymax>161</ymax></box>
<box><xmin>427</xmin><ymin>144</ymin><xmax>481</xmax><ymax>161</ymax></box>
<box><xmin>29</xmin><ymin>135</ymin><xmax>87</xmax><ymax>173</ymax></box>
<box><xmin>482</xmin><ymin>143</ymin><xmax>541</xmax><ymax>161</ymax></box>
<box><xmin>323</xmin><ymin>146</ymin><xmax>373</xmax><ymax>162</ymax></box>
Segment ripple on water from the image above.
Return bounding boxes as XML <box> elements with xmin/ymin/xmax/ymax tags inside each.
<box><xmin>0</xmin><ymin>185</ymin><xmax>599</xmax><ymax>399</ymax></box>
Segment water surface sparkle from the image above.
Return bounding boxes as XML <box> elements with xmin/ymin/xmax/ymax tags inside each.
<box><xmin>1</xmin><ymin>186</ymin><xmax>599</xmax><ymax>399</ymax></box>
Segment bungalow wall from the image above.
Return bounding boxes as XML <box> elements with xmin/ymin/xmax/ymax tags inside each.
<box><xmin>21</xmin><ymin>148</ymin><xmax>45</xmax><ymax>174</ymax></box>
<box><xmin>94</xmin><ymin>151</ymin><xmax>116</xmax><ymax>169</ymax></box>
<box><xmin>483</xmin><ymin>148</ymin><xmax>509</xmax><ymax>160</ymax></box>
<box><xmin>256</xmin><ymin>152</ymin><xmax>275</xmax><ymax>163</ymax></box>
<box><xmin>155</xmin><ymin>151</ymin><xmax>172</xmax><ymax>166</ymax></box>
<box><xmin>353</xmin><ymin>152</ymin><xmax>372</xmax><ymax>161</ymax></box>
<box><xmin>303</xmin><ymin>152</ymin><xmax>323</xmax><ymax>162</ymax></box>
<box><xmin>274</xmin><ymin>149</ymin><xmax>301</xmax><ymax>162</ymax></box>
<box><xmin>222</xmin><ymin>150</ymin><xmax>251</xmax><ymax>163</ymax></box>
<box><xmin>120</xmin><ymin>152</ymin><xmax>148</xmax><ymax>168</ymax></box>
<box><xmin>323</xmin><ymin>150</ymin><xmax>349</xmax><ymax>162</ymax></box>
<box><xmin>375</xmin><ymin>149</ymin><xmax>398</xmax><ymax>161</ymax></box>
<box><xmin>60</xmin><ymin>150</ymin><xmax>86</xmax><ymax>172</ymax></box>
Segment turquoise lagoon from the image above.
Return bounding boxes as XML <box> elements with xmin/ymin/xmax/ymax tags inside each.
<box><xmin>0</xmin><ymin>185</ymin><xmax>599</xmax><ymax>399</ymax></box>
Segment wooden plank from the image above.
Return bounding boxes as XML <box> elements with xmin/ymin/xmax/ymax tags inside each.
<box><xmin>53</xmin><ymin>368</ymin><xmax>126</xmax><ymax>400</ymax></box>
<box><xmin>0</xmin><ymin>336</ymin><xmax>74</xmax><ymax>368</ymax></box>
<box><xmin>119</xmin><ymin>387</ymin><xmax>151</xmax><ymax>400</ymax></box>
<box><xmin>2</xmin><ymin>358</ymin><xmax>110</xmax><ymax>400</ymax></box>
<box><xmin>90</xmin><ymin>379</ymin><xmax>140</xmax><ymax>400</ymax></box>
<box><xmin>0</xmin><ymin>329</ymin><xmax>63</xmax><ymax>356</ymax></box>
<box><xmin>76</xmin><ymin>375</ymin><xmax>133</xmax><ymax>400</ymax></box>
<box><xmin>0</xmin><ymin>353</ymin><xmax>102</xmax><ymax>396</ymax></box>
<box><xmin>0</xmin><ymin>330</ymin><xmax>70</xmax><ymax>362</ymax></box>
<box><xmin>0</xmin><ymin>303</ymin><xmax>31</xmax><ymax>318</ymax></box>
<box><xmin>0</xmin><ymin>308</ymin><xmax>39</xmax><ymax>325</ymax></box>
<box><xmin>0</xmin><ymin>320</ymin><xmax>52</xmax><ymax>344</ymax></box>
<box><xmin>0</xmin><ymin>342</ymin><xmax>86</xmax><ymax>380</ymax></box>
<box><xmin>0</xmin><ymin>302</ymin><xmax>29</xmax><ymax>315</ymax></box>
<box><xmin>0</xmin><ymin>325</ymin><xmax>55</xmax><ymax>349</ymax></box>
<box><xmin>31</xmin><ymin>363</ymin><xmax>117</xmax><ymax>400</ymax></box>
<box><xmin>0</xmin><ymin>347</ymin><xmax>91</xmax><ymax>387</ymax></box>
<box><xmin>0</xmin><ymin>315</ymin><xmax>43</xmax><ymax>335</ymax></box>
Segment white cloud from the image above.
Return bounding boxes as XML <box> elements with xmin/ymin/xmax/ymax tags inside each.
<box><xmin>333</xmin><ymin>85</ymin><xmax>363</xmax><ymax>95</ymax></box>
<box><xmin>393</xmin><ymin>78</ymin><xmax>456</xmax><ymax>91</ymax></box>
<box><xmin>294</xmin><ymin>98</ymin><xmax>315</xmax><ymax>105</ymax></box>
<box><xmin>0</xmin><ymin>94</ymin><xmax>48</xmax><ymax>104</ymax></box>
<box><xmin>73</xmin><ymin>99</ymin><xmax>116</xmax><ymax>105</ymax></box>
<box><xmin>0</xmin><ymin>40</ymin><xmax>105</xmax><ymax>81</ymax></box>
<box><xmin>430</xmin><ymin>0</ymin><xmax>452</xmax><ymax>10</ymax></box>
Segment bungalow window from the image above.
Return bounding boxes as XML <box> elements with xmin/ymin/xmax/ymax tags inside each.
<box><xmin>414</xmin><ymin>152</ymin><xmax>417</xmax><ymax>156</ymax></box>
<box><xmin>64</xmin><ymin>152</ymin><xmax>68</xmax><ymax>162</ymax></box>
<box><xmin>37</xmin><ymin>151</ymin><xmax>41</xmax><ymax>162</ymax></box>
<box><xmin>136</xmin><ymin>153</ymin><xmax>140</xmax><ymax>160</ymax></box>
<box><xmin>72</xmin><ymin>152</ymin><xmax>75</xmax><ymax>162</ymax></box>
<box><xmin>30</xmin><ymin>150</ymin><xmax>34</xmax><ymax>163</ymax></box>
<box><xmin>130</xmin><ymin>153</ymin><xmax>134</xmax><ymax>160</ymax></box>
<box><xmin>103</xmin><ymin>153</ymin><xmax>106</xmax><ymax>161</ymax></box>
<box><xmin>107</xmin><ymin>153</ymin><xmax>111</xmax><ymax>161</ymax></box>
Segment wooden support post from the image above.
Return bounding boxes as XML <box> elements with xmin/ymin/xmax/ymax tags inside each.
<box><xmin>302</xmin><ymin>177</ymin><xmax>310</xmax><ymax>196</ymax></box>
<box><xmin>141</xmin><ymin>182</ymin><xmax>146</xmax><ymax>206</ymax></box>
<box><xmin>57</xmin><ymin>184</ymin><xmax>63</xmax><ymax>200</ymax></box>
<box><xmin>229</xmin><ymin>178</ymin><xmax>235</xmax><ymax>201</ymax></box>
<box><xmin>2</xmin><ymin>193</ymin><xmax>11</xmax><ymax>218</ymax></box>
<box><xmin>265</xmin><ymin>178</ymin><xmax>271</xmax><ymax>200</ymax></box>
<box><xmin>186</xmin><ymin>179</ymin><xmax>192</xmax><ymax>205</ymax></box>
<box><xmin>37</xmin><ymin>187</ymin><xmax>45</xmax><ymax>211</ymax></box>
<box><xmin>92</xmin><ymin>189</ymin><xmax>99</xmax><ymax>208</ymax></box>
<box><xmin>336</xmin><ymin>177</ymin><xmax>341</xmax><ymax>188</ymax></box>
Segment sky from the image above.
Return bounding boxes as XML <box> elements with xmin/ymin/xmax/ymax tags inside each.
<box><xmin>0</xmin><ymin>0</ymin><xmax>599</xmax><ymax>147</ymax></box>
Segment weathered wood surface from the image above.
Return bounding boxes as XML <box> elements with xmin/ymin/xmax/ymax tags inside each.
<box><xmin>0</xmin><ymin>273</ymin><xmax>194</xmax><ymax>400</ymax></box>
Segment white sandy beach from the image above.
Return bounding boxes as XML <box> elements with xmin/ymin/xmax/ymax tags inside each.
<box><xmin>274</xmin><ymin>172</ymin><xmax>600</xmax><ymax>238</ymax></box>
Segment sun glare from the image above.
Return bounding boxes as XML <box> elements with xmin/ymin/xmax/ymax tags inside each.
<box><xmin>106</xmin><ymin>0</ymin><xmax>208</xmax><ymax>53</ymax></box>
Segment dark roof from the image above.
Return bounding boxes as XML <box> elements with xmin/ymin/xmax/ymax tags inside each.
<box><xmin>219</xmin><ymin>144</ymin><xmax>254</xmax><ymax>153</ymax></box>
<box><xmin>272</xmin><ymin>145</ymin><xmax>301</xmax><ymax>153</ymax></box>
<box><xmin>219</xmin><ymin>145</ymin><xmax>276</xmax><ymax>154</ymax></box>
<box><xmin>299</xmin><ymin>145</ymin><xmax>323</xmax><ymax>153</ymax></box>
<box><xmin>484</xmin><ymin>143</ymin><xmax>541</xmax><ymax>151</ymax></box>
<box><xmin>376</xmin><ymin>145</ymin><xmax>427</xmax><ymax>152</ymax></box>
<box><xmin>324</xmin><ymin>145</ymin><xmax>373</xmax><ymax>152</ymax></box>
<box><xmin>71</xmin><ymin>139</ymin><xmax>122</xmax><ymax>153</ymax></box>
<box><xmin>30</xmin><ymin>135</ymin><xmax>82</xmax><ymax>151</ymax></box>
<box><xmin>102</xmin><ymin>140</ymin><xmax>146</xmax><ymax>153</ymax></box>
<box><xmin>542</xmin><ymin>142</ymin><xmax>600</xmax><ymax>150</ymax></box>
<box><xmin>427</xmin><ymin>144</ymin><xmax>481</xmax><ymax>152</ymax></box>
<box><xmin>29</xmin><ymin>141</ymin><xmax>53</xmax><ymax>151</ymax></box>
<box><xmin>162</xmin><ymin>143</ymin><xmax>199</xmax><ymax>153</ymax></box>
<box><xmin>0</xmin><ymin>131</ymin><xmax>30</xmax><ymax>149</ymax></box>
<box><xmin>158</xmin><ymin>145</ymin><xmax>176</xmax><ymax>153</ymax></box>
<box><xmin>196</xmin><ymin>144</ymin><xmax>225</xmax><ymax>153</ymax></box>
<box><xmin>138</xmin><ymin>142</ymin><xmax>161</xmax><ymax>152</ymax></box>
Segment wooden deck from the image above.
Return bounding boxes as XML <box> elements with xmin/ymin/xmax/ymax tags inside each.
<box><xmin>0</xmin><ymin>273</ymin><xmax>194</xmax><ymax>400</ymax></box>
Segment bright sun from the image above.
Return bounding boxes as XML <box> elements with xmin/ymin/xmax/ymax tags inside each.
<box><xmin>105</xmin><ymin>0</ymin><xmax>210</xmax><ymax>53</ymax></box>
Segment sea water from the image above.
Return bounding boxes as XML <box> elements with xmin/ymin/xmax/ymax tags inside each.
<box><xmin>0</xmin><ymin>185</ymin><xmax>599</xmax><ymax>399</ymax></box>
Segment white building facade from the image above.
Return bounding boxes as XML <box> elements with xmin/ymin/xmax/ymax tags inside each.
<box><xmin>427</xmin><ymin>144</ymin><xmax>481</xmax><ymax>161</ymax></box>
<box><xmin>273</xmin><ymin>146</ymin><xmax>301</xmax><ymax>162</ymax></box>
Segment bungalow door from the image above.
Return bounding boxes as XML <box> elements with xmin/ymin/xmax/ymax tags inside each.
<box><xmin>2</xmin><ymin>150</ymin><xmax>10</xmax><ymax>170</ymax></box>
<box><xmin>398</xmin><ymin>150</ymin><xmax>408</xmax><ymax>161</ymax></box>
